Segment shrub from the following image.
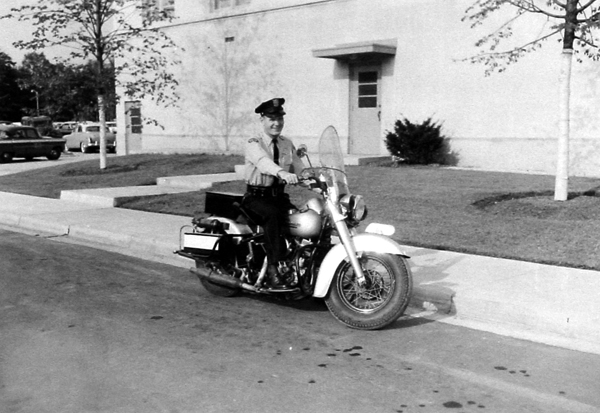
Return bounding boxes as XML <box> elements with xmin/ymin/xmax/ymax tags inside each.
<box><xmin>385</xmin><ymin>117</ymin><xmax>456</xmax><ymax>165</ymax></box>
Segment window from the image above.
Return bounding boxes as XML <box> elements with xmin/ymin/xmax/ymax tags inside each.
<box><xmin>211</xmin><ymin>0</ymin><xmax>250</xmax><ymax>11</ymax></box>
<box><xmin>130</xmin><ymin>106</ymin><xmax>143</xmax><ymax>134</ymax></box>
<box><xmin>357</xmin><ymin>71</ymin><xmax>378</xmax><ymax>108</ymax></box>
<box><xmin>25</xmin><ymin>129</ymin><xmax>39</xmax><ymax>138</ymax></box>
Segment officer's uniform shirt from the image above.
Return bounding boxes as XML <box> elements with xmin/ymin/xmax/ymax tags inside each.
<box><xmin>245</xmin><ymin>133</ymin><xmax>305</xmax><ymax>187</ymax></box>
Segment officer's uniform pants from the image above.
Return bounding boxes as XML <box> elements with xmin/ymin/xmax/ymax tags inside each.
<box><xmin>242</xmin><ymin>193</ymin><xmax>295</xmax><ymax>265</ymax></box>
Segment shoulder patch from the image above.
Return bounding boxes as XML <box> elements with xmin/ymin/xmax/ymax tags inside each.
<box><xmin>248</xmin><ymin>138</ymin><xmax>260</xmax><ymax>143</ymax></box>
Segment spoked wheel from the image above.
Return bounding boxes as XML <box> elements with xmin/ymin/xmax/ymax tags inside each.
<box><xmin>325</xmin><ymin>252</ymin><xmax>412</xmax><ymax>330</ymax></box>
<box><xmin>195</xmin><ymin>261</ymin><xmax>238</xmax><ymax>297</ymax></box>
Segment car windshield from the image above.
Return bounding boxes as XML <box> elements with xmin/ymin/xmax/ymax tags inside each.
<box><xmin>86</xmin><ymin>126</ymin><xmax>101</xmax><ymax>132</ymax></box>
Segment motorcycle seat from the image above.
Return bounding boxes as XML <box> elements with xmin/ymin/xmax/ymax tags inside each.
<box><xmin>234</xmin><ymin>202</ymin><xmax>262</xmax><ymax>228</ymax></box>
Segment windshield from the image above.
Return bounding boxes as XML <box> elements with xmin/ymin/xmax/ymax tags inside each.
<box><xmin>302</xmin><ymin>125</ymin><xmax>350</xmax><ymax>197</ymax></box>
<box><xmin>318</xmin><ymin>125</ymin><xmax>345</xmax><ymax>172</ymax></box>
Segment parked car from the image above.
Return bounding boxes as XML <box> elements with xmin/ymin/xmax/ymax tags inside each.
<box><xmin>106</xmin><ymin>121</ymin><xmax>117</xmax><ymax>134</ymax></box>
<box><xmin>21</xmin><ymin>116</ymin><xmax>63</xmax><ymax>138</ymax></box>
<box><xmin>64</xmin><ymin>122</ymin><xmax>116</xmax><ymax>153</ymax></box>
<box><xmin>55</xmin><ymin>121</ymin><xmax>78</xmax><ymax>136</ymax></box>
<box><xmin>0</xmin><ymin>125</ymin><xmax>66</xmax><ymax>162</ymax></box>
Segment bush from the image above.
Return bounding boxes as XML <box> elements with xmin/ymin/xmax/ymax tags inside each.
<box><xmin>385</xmin><ymin>117</ymin><xmax>456</xmax><ymax>165</ymax></box>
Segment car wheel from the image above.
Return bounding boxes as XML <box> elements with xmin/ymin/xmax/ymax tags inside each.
<box><xmin>46</xmin><ymin>148</ymin><xmax>61</xmax><ymax>161</ymax></box>
<box><xmin>0</xmin><ymin>152</ymin><xmax>13</xmax><ymax>163</ymax></box>
<box><xmin>80</xmin><ymin>142</ymin><xmax>88</xmax><ymax>153</ymax></box>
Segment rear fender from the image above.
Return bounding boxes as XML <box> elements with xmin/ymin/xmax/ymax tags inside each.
<box><xmin>313</xmin><ymin>233</ymin><xmax>409</xmax><ymax>298</ymax></box>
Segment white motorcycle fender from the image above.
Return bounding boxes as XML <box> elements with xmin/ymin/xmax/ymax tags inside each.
<box><xmin>313</xmin><ymin>233</ymin><xmax>409</xmax><ymax>298</ymax></box>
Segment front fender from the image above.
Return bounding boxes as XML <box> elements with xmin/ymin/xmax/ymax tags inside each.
<box><xmin>313</xmin><ymin>233</ymin><xmax>409</xmax><ymax>298</ymax></box>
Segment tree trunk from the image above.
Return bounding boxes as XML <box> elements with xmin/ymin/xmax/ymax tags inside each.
<box><xmin>98</xmin><ymin>94</ymin><xmax>107</xmax><ymax>170</ymax></box>
<box><xmin>554</xmin><ymin>49</ymin><xmax>572</xmax><ymax>201</ymax></box>
<box><xmin>554</xmin><ymin>0</ymin><xmax>578</xmax><ymax>201</ymax></box>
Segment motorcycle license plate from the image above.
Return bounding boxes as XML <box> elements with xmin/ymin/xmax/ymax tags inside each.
<box><xmin>183</xmin><ymin>233</ymin><xmax>220</xmax><ymax>255</ymax></box>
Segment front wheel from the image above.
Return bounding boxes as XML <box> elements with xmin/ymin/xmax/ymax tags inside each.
<box><xmin>324</xmin><ymin>252</ymin><xmax>412</xmax><ymax>330</ymax></box>
<box><xmin>0</xmin><ymin>152</ymin><xmax>13</xmax><ymax>163</ymax></box>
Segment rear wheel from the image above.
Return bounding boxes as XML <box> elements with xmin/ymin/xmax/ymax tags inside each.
<box><xmin>325</xmin><ymin>252</ymin><xmax>412</xmax><ymax>330</ymax></box>
<box><xmin>196</xmin><ymin>261</ymin><xmax>238</xmax><ymax>297</ymax></box>
<box><xmin>80</xmin><ymin>142</ymin><xmax>88</xmax><ymax>153</ymax></box>
<box><xmin>46</xmin><ymin>147</ymin><xmax>61</xmax><ymax>160</ymax></box>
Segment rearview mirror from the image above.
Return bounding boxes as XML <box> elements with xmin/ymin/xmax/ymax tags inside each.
<box><xmin>296</xmin><ymin>144</ymin><xmax>308</xmax><ymax>158</ymax></box>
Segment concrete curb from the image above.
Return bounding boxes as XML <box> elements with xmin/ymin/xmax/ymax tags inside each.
<box><xmin>9</xmin><ymin>213</ymin><xmax>70</xmax><ymax>236</ymax></box>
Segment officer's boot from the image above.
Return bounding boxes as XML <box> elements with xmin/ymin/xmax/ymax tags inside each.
<box><xmin>267</xmin><ymin>264</ymin><xmax>286</xmax><ymax>289</ymax></box>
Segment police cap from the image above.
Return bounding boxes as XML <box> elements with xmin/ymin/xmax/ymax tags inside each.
<box><xmin>255</xmin><ymin>98</ymin><xmax>286</xmax><ymax>117</ymax></box>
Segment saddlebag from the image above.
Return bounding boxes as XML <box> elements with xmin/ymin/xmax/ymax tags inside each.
<box><xmin>180</xmin><ymin>224</ymin><xmax>251</xmax><ymax>265</ymax></box>
<box><xmin>181</xmin><ymin>231</ymin><xmax>222</xmax><ymax>258</ymax></box>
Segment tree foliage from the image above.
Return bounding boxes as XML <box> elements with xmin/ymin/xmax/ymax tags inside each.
<box><xmin>18</xmin><ymin>52</ymin><xmax>114</xmax><ymax>121</ymax></box>
<box><xmin>0</xmin><ymin>52</ymin><xmax>26</xmax><ymax>121</ymax></box>
<box><xmin>1</xmin><ymin>0</ymin><xmax>181</xmax><ymax>110</ymax></box>
<box><xmin>462</xmin><ymin>0</ymin><xmax>600</xmax><ymax>74</ymax></box>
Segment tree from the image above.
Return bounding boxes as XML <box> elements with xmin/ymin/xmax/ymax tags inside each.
<box><xmin>2</xmin><ymin>0</ymin><xmax>181</xmax><ymax>169</ymax></box>
<box><xmin>18</xmin><ymin>53</ymin><xmax>113</xmax><ymax>121</ymax></box>
<box><xmin>0</xmin><ymin>52</ymin><xmax>25</xmax><ymax>121</ymax></box>
<box><xmin>462</xmin><ymin>0</ymin><xmax>600</xmax><ymax>201</ymax></box>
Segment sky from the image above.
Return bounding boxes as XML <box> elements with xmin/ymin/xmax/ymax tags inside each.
<box><xmin>0</xmin><ymin>1</ymin><xmax>67</xmax><ymax>63</ymax></box>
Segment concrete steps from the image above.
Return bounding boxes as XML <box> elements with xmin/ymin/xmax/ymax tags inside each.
<box><xmin>60</xmin><ymin>172</ymin><xmax>241</xmax><ymax>207</ymax></box>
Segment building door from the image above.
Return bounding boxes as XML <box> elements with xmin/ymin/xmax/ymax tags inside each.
<box><xmin>124</xmin><ymin>101</ymin><xmax>142</xmax><ymax>154</ymax></box>
<box><xmin>349</xmin><ymin>65</ymin><xmax>381</xmax><ymax>155</ymax></box>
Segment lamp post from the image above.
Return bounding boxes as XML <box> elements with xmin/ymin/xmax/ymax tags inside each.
<box><xmin>31</xmin><ymin>90</ymin><xmax>39</xmax><ymax>116</ymax></box>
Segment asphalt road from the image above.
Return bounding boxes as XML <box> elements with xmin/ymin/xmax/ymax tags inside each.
<box><xmin>1</xmin><ymin>229</ymin><xmax>600</xmax><ymax>413</ymax></box>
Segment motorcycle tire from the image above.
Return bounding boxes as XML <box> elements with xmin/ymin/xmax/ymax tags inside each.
<box><xmin>324</xmin><ymin>252</ymin><xmax>412</xmax><ymax>330</ymax></box>
<box><xmin>195</xmin><ymin>261</ymin><xmax>238</xmax><ymax>297</ymax></box>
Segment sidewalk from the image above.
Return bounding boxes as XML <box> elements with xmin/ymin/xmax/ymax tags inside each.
<box><xmin>0</xmin><ymin>174</ymin><xmax>599</xmax><ymax>356</ymax></box>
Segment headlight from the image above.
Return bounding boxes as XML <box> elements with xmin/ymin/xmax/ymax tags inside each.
<box><xmin>339</xmin><ymin>194</ymin><xmax>368</xmax><ymax>222</ymax></box>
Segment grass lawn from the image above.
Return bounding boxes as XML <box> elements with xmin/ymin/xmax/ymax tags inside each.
<box><xmin>0</xmin><ymin>153</ymin><xmax>243</xmax><ymax>198</ymax></box>
<box><xmin>0</xmin><ymin>154</ymin><xmax>599</xmax><ymax>271</ymax></box>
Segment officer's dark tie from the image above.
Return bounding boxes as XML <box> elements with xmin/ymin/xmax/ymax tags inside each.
<box><xmin>272</xmin><ymin>139</ymin><xmax>279</xmax><ymax>165</ymax></box>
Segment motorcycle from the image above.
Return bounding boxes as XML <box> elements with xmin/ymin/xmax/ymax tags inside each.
<box><xmin>175</xmin><ymin>125</ymin><xmax>413</xmax><ymax>330</ymax></box>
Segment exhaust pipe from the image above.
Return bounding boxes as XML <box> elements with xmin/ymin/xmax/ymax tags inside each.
<box><xmin>190</xmin><ymin>267</ymin><xmax>257</xmax><ymax>292</ymax></box>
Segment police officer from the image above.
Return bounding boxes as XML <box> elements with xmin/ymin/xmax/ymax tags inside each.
<box><xmin>243</xmin><ymin>98</ymin><xmax>305</xmax><ymax>288</ymax></box>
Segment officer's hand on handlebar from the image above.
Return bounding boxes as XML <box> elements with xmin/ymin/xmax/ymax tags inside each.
<box><xmin>278</xmin><ymin>170</ymin><xmax>299</xmax><ymax>185</ymax></box>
